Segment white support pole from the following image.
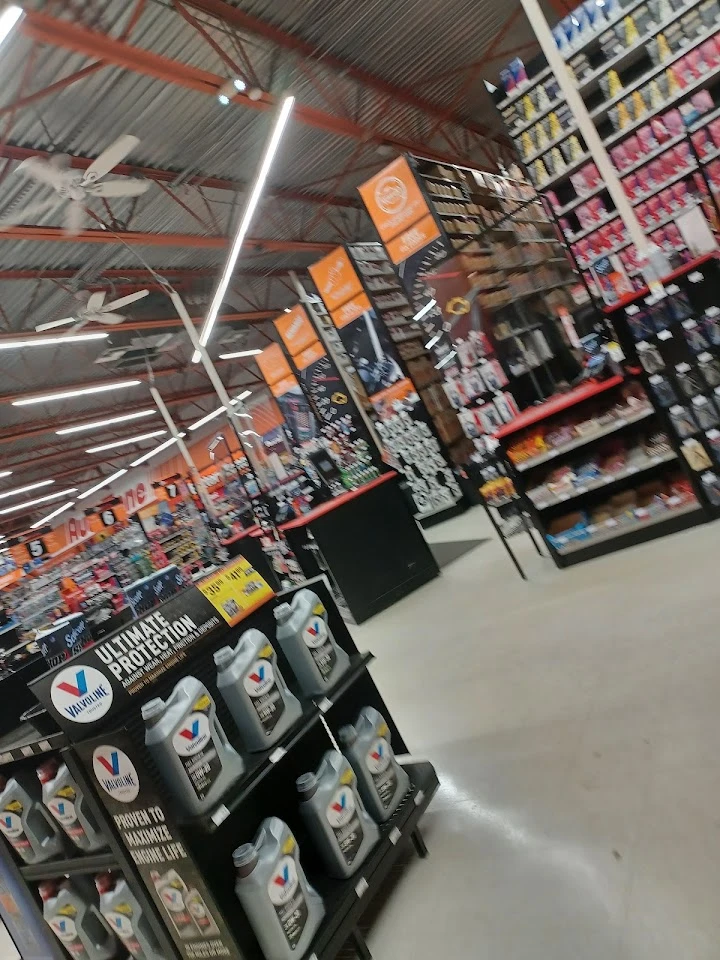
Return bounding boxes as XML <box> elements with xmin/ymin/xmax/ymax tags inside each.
<box><xmin>519</xmin><ymin>0</ymin><xmax>649</xmax><ymax>256</ymax></box>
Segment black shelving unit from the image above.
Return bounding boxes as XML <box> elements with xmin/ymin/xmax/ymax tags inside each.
<box><xmin>27</xmin><ymin>573</ymin><xmax>438</xmax><ymax>960</ymax></box>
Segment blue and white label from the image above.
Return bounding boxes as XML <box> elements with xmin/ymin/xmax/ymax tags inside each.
<box><xmin>51</xmin><ymin>666</ymin><xmax>113</xmax><ymax>723</ymax></box>
<box><xmin>92</xmin><ymin>746</ymin><xmax>140</xmax><ymax>803</ymax></box>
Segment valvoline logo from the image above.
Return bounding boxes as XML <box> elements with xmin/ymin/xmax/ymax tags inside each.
<box><xmin>243</xmin><ymin>659</ymin><xmax>275</xmax><ymax>698</ymax></box>
<box><xmin>172</xmin><ymin>713</ymin><xmax>211</xmax><ymax>756</ymax></box>
<box><xmin>303</xmin><ymin>618</ymin><xmax>328</xmax><ymax>649</ymax></box>
<box><xmin>366</xmin><ymin>737</ymin><xmax>391</xmax><ymax>775</ymax></box>
<box><xmin>51</xmin><ymin>665</ymin><xmax>113</xmax><ymax>724</ymax></box>
<box><xmin>268</xmin><ymin>856</ymin><xmax>298</xmax><ymax>906</ymax></box>
<box><xmin>92</xmin><ymin>746</ymin><xmax>139</xmax><ymax>803</ymax></box>
<box><xmin>49</xmin><ymin>916</ymin><xmax>77</xmax><ymax>942</ymax></box>
<box><xmin>326</xmin><ymin>787</ymin><xmax>355</xmax><ymax>829</ymax></box>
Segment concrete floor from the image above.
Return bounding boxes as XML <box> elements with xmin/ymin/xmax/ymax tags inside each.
<box><xmin>354</xmin><ymin>506</ymin><xmax>720</xmax><ymax>959</ymax></box>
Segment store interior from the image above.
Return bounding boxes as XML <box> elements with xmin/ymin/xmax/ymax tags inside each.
<box><xmin>0</xmin><ymin>0</ymin><xmax>720</xmax><ymax>957</ymax></box>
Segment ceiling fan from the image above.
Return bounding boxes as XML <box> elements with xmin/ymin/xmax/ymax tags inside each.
<box><xmin>1</xmin><ymin>134</ymin><xmax>150</xmax><ymax>234</ymax></box>
<box><xmin>35</xmin><ymin>289</ymin><xmax>151</xmax><ymax>332</ymax></box>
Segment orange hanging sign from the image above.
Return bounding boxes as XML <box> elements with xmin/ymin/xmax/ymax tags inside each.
<box><xmin>330</xmin><ymin>292</ymin><xmax>373</xmax><ymax>329</ymax></box>
<box><xmin>308</xmin><ymin>247</ymin><xmax>363</xmax><ymax>313</ymax></box>
<box><xmin>358</xmin><ymin>156</ymin><xmax>432</xmax><ymax>245</ymax></box>
<box><xmin>386</xmin><ymin>213</ymin><xmax>441</xmax><ymax>265</ymax></box>
<box><xmin>294</xmin><ymin>339</ymin><xmax>326</xmax><ymax>371</ymax></box>
<box><xmin>274</xmin><ymin>305</ymin><xmax>317</xmax><ymax>357</ymax></box>
<box><xmin>269</xmin><ymin>373</ymin><xmax>300</xmax><ymax>398</ymax></box>
<box><xmin>257</xmin><ymin>343</ymin><xmax>292</xmax><ymax>386</ymax></box>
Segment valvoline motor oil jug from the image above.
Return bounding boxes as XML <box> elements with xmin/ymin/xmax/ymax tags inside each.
<box><xmin>40</xmin><ymin>877</ymin><xmax>117</xmax><ymax>960</ymax></box>
<box><xmin>141</xmin><ymin>677</ymin><xmax>244</xmax><ymax>817</ymax></box>
<box><xmin>273</xmin><ymin>589</ymin><xmax>349</xmax><ymax>697</ymax></box>
<box><xmin>296</xmin><ymin>750</ymin><xmax>379</xmax><ymax>879</ymax></box>
<box><xmin>338</xmin><ymin>706</ymin><xmax>410</xmax><ymax>822</ymax></box>
<box><xmin>0</xmin><ymin>770</ymin><xmax>63</xmax><ymax>864</ymax></box>
<box><xmin>39</xmin><ymin>758</ymin><xmax>107</xmax><ymax>853</ymax></box>
<box><xmin>233</xmin><ymin>817</ymin><xmax>324</xmax><ymax>960</ymax></box>
<box><xmin>96</xmin><ymin>872</ymin><xmax>164</xmax><ymax>960</ymax></box>
<box><xmin>214</xmin><ymin>629</ymin><xmax>302</xmax><ymax>752</ymax></box>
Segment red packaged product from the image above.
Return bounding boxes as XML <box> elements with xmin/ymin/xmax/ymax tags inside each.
<box><xmin>574</xmin><ymin>238</ymin><xmax>592</xmax><ymax>265</ymax></box>
<box><xmin>672</xmin><ymin>182</ymin><xmax>690</xmax><ymax>207</ymax></box>
<box><xmin>647</xmin><ymin>160</ymin><xmax>664</xmax><ymax>185</ymax></box>
<box><xmin>624</xmin><ymin>135</ymin><xmax>642</xmax><ymax>164</ymax></box>
<box><xmin>584</xmin><ymin>163</ymin><xmax>602</xmax><ymax>189</ymax></box>
<box><xmin>686</xmin><ymin>50</ymin><xmax>705</xmax><ymax>79</ymax></box>
<box><xmin>546</xmin><ymin>190</ymin><xmax>560</xmax><ymax>211</ymax></box>
<box><xmin>708</xmin><ymin>119</ymin><xmax>720</xmax><ymax>149</ymax></box>
<box><xmin>701</xmin><ymin>38</ymin><xmax>720</xmax><ymax>69</ymax></box>
<box><xmin>623</xmin><ymin>173</ymin><xmax>640</xmax><ymax>199</ymax></box>
<box><xmin>609</xmin><ymin>144</ymin><xmax>630</xmax><ymax>172</ymax></box>
<box><xmin>663</xmin><ymin>110</ymin><xmax>684</xmax><ymax>137</ymax></box>
<box><xmin>666</xmin><ymin>65</ymin><xmax>686</xmax><ymax>90</ymax></box>
<box><xmin>674</xmin><ymin>56</ymin><xmax>694</xmax><ymax>85</ymax></box>
<box><xmin>646</xmin><ymin>196</ymin><xmax>664</xmax><ymax>221</ymax></box>
<box><xmin>693</xmin><ymin>171</ymin><xmax>708</xmax><ymax>193</ymax></box>
<box><xmin>635</xmin><ymin>201</ymin><xmax>649</xmax><ymax>227</ymax></box>
<box><xmin>659</xmin><ymin>188</ymin><xmax>675</xmax><ymax>212</ymax></box>
<box><xmin>610</xmin><ymin>219</ymin><xmax>627</xmax><ymax>243</ymax></box>
<box><xmin>636</xmin><ymin>166</ymin><xmax>653</xmax><ymax>193</ymax></box>
<box><xmin>636</xmin><ymin>126</ymin><xmax>658</xmax><ymax>154</ymax></box>
<box><xmin>664</xmin><ymin>223</ymin><xmax>683</xmax><ymax>248</ymax></box>
<box><xmin>649</xmin><ymin>117</ymin><xmax>671</xmax><ymax>144</ymax></box>
<box><xmin>692</xmin><ymin>130</ymin><xmax>713</xmax><ymax>156</ymax></box>
<box><xmin>674</xmin><ymin>143</ymin><xmax>693</xmax><ymax>168</ymax></box>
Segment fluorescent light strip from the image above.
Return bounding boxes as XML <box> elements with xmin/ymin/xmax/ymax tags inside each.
<box><xmin>425</xmin><ymin>334</ymin><xmax>441</xmax><ymax>349</ymax></box>
<box><xmin>12</xmin><ymin>380</ymin><xmax>141</xmax><ymax>407</ymax></box>
<box><xmin>218</xmin><ymin>349</ymin><xmax>263</xmax><ymax>359</ymax></box>
<box><xmin>0</xmin><ymin>487</ymin><xmax>78</xmax><ymax>516</ymax></box>
<box><xmin>31</xmin><ymin>501</ymin><xmax>75</xmax><ymax>530</ymax></box>
<box><xmin>0</xmin><ymin>332</ymin><xmax>108</xmax><ymax>351</ymax></box>
<box><xmin>231</xmin><ymin>390</ymin><xmax>252</xmax><ymax>403</ymax></box>
<box><xmin>129</xmin><ymin>435</ymin><xmax>184</xmax><ymax>467</ymax></box>
<box><xmin>0</xmin><ymin>478</ymin><xmax>54</xmax><ymax>501</ymax></box>
<box><xmin>77</xmin><ymin>469</ymin><xmax>128</xmax><ymax>502</ymax></box>
<box><xmin>56</xmin><ymin>409</ymin><xmax>156</xmax><ymax>436</ymax></box>
<box><xmin>0</xmin><ymin>471</ymin><xmax>11</xmax><ymax>479</ymax></box>
<box><xmin>0</xmin><ymin>7</ymin><xmax>22</xmax><ymax>50</ymax></box>
<box><xmin>414</xmin><ymin>299</ymin><xmax>437</xmax><ymax>322</ymax></box>
<box><xmin>193</xmin><ymin>95</ymin><xmax>295</xmax><ymax>361</ymax></box>
<box><xmin>435</xmin><ymin>351</ymin><xmax>457</xmax><ymax>369</ymax></box>
<box><xmin>86</xmin><ymin>429</ymin><xmax>167</xmax><ymax>454</ymax></box>
<box><xmin>188</xmin><ymin>406</ymin><xmax>226</xmax><ymax>431</ymax></box>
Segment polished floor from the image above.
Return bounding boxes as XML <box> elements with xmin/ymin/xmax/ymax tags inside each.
<box><xmin>354</xmin><ymin>507</ymin><xmax>720</xmax><ymax>959</ymax></box>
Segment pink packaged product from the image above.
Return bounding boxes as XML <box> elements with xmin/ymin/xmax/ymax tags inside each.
<box><xmin>693</xmin><ymin>171</ymin><xmax>707</xmax><ymax>193</ymax></box>
<box><xmin>707</xmin><ymin>159</ymin><xmax>720</xmax><ymax>187</ymax></box>
<box><xmin>647</xmin><ymin>160</ymin><xmax>664</xmax><ymax>185</ymax></box>
<box><xmin>649</xmin><ymin>117</ymin><xmax>671</xmax><ymax>145</ymax></box>
<box><xmin>686</xmin><ymin>50</ymin><xmax>705</xmax><ymax>80</ymax></box>
<box><xmin>701</xmin><ymin>38</ymin><xmax>720</xmax><ymax>69</ymax></box>
<box><xmin>574</xmin><ymin>238</ymin><xmax>592</xmax><ymax>265</ymax></box>
<box><xmin>558</xmin><ymin>217</ymin><xmax>572</xmax><ymax>234</ymax></box>
<box><xmin>583</xmin><ymin>163</ymin><xmax>601</xmax><ymax>189</ymax></box>
<box><xmin>709</xmin><ymin>119</ymin><xmax>720</xmax><ymax>149</ymax></box>
<box><xmin>546</xmin><ymin>190</ymin><xmax>560</xmax><ymax>211</ymax></box>
<box><xmin>674</xmin><ymin>56</ymin><xmax>695</xmax><ymax>85</ymax></box>
<box><xmin>610</xmin><ymin>144</ymin><xmax>631</xmax><ymax>172</ymax></box>
<box><xmin>692</xmin><ymin>90</ymin><xmax>714</xmax><ymax>116</ymax></box>
<box><xmin>636</xmin><ymin>166</ymin><xmax>653</xmax><ymax>193</ymax></box>
<box><xmin>646</xmin><ymin>196</ymin><xmax>664</xmax><ymax>222</ymax></box>
<box><xmin>663</xmin><ymin>110</ymin><xmax>684</xmax><ymax>138</ymax></box>
<box><xmin>622</xmin><ymin>173</ymin><xmax>641</xmax><ymax>199</ymax></box>
<box><xmin>672</xmin><ymin>182</ymin><xmax>690</xmax><ymax>208</ymax></box>
<box><xmin>674</xmin><ymin>143</ymin><xmax>693</xmax><ymax>168</ymax></box>
<box><xmin>659</xmin><ymin>188</ymin><xmax>676</xmax><ymax>212</ymax></box>
<box><xmin>664</xmin><ymin>223</ymin><xmax>684</xmax><ymax>248</ymax></box>
<box><xmin>635</xmin><ymin>201</ymin><xmax>650</xmax><ymax>227</ymax></box>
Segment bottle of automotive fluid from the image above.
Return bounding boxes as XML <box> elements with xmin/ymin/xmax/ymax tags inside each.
<box><xmin>338</xmin><ymin>707</ymin><xmax>410</xmax><ymax>822</ymax></box>
<box><xmin>150</xmin><ymin>869</ymin><xmax>195</xmax><ymax>940</ymax></box>
<box><xmin>273</xmin><ymin>590</ymin><xmax>349</xmax><ymax>697</ymax></box>
<box><xmin>0</xmin><ymin>771</ymin><xmax>63</xmax><ymax>864</ymax></box>
<box><xmin>233</xmin><ymin>817</ymin><xmax>324</xmax><ymax>960</ymax></box>
<box><xmin>296</xmin><ymin>750</ymin><xmax>379</xmax><ymax>879</ymax></box>
<box><xmin>185</xmin><ymin>887</ymin><xmax>220</xmax><ymax>937</ymax></box>
<box><xmin>96</xmin><ymin>872</ymin><xmax>164</xmax><ymax>960</ymax></box>
<box><xmin>141</xmin><ymin>677</ymin><xmax>244</xmax><ymax>817</ymax></box>
<box><xmin>38</xmin><ymin>758</ymin><xmax>107</xmax><ymax>853</ymax></box>
<box><xmin>40</xmin><ymin>878</ymin><xmax>117</xmax><ymax>960</ymax></box>
<box><xmin>214</xmin><ymin>629</ymin><xmax>303</xmax><ymax>752</ymax></box>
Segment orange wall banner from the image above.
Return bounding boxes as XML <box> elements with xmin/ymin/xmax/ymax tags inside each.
<box><xmin>257</xmin><ymin>343</ymin><xmax>293</xmax><ymax>386</ymax></box>
<box><xmin>308</xmin><ymin>247</ymin><xmax>363</xmax><ymax>313</ymax></box>
<box><xmin>274</xmin><ymin>305</ymin><xmax>317</xmax><ymax>357</ymax></box>
<box><xmin>358</xmin><ymin>156</ymin><xmax>432</xmax><ymax>245</ymax></box>
<box><xmin>269</xmin><ymin>373</ymin><xmax>300</xmax><ymax>399</ymax></box>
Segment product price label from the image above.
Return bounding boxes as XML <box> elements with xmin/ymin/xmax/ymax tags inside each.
<box><xmin>198</xmin><ymin>555</ymin><xmax>273</xmax><ymax>626</ymax></box>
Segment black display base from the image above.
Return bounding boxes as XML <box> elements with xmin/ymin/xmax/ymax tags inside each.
<box><xmin>306</xmin><ymin>760</ymin><xmax>439</xmax><ymax>960</ymax></box>
<box><xmin>19</xmin><ymin>849</ymin><xmax>118</xmax><ymax>881</ymax></box>
<box><xmin>417</xmin><ymin>499</ymin><xmax>468</xmax><ymax>528</ymax></box>
<box><xmin>554</xmin><ymin>504</ymin><xmax>705</xmax><ymax>568</ymax></box>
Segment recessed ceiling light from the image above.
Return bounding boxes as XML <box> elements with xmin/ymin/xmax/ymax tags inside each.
<box><xmin>12</xmin><ymin>380</ymin><xmax>141</xmax><ymax>407</ymax></box>
<box><xmin>85</xmin><ymin>429</ymin><xmax>167</xmax><ymax>454</ymax></box>
<box><xmin>0</xmin><ymin>487</ymin><xmax>78</xmax><ymax>516</ymax></box>
<box><xmin>77</xmin><ymin>469</ymin><xmax>128</xmax><ymax>501</ymax></box>
<box><xmin>56</xmin><ymin>409</ymin><xmax>156</xmax><ymax>435</ymax></box>
<box><xmin>0</xmin><ymin>479</ymin><xmax>54</xmax><ymax>501</ymax></box>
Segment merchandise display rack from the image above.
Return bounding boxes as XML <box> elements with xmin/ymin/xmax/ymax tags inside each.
<box><xmin>22</xmin><ymin>572</ymin><xmax>438</xmax><ymax>960</ymax></box>
<box><xmin>494</xmin><ymin>371</ymin><xmax>707</xmax><ymax>566</ymax></box>
<box><xmin>494</xmin><ymin>0</ymin><xmax>720</xmax><ymax>289</ymax></box>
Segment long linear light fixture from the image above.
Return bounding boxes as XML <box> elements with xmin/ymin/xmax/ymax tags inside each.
<box><xmin>0</xmin><ymin>487</ymin><xmax>78</xmax><ymax>516</ymax></box>
<box><xmin>188</xmin><ymin>407</ymin><xmax>226</xmax><ymax>432</ymax></box>
<box><xmin>0</xmin><ymin>478</ymin><xmax>54</xmax><ymax>501</ymax></box>
<box><xmin>86</xmin><ymin>429</ymin><xmax>167</xmax><ymax>454</ymax></box>
<box><xmin>77</xmin><ymin>469</ymin><xmax>128</xmax><ymax>502</ymax></box>
<box><xmin>31</xmin><ymin>501</ymin><xmax>75</xmax><ymax>529</ymax></box>
<box><xmin>12</xmin><ymin>380</ymin><xmax>141</xmax><ymax>407</ymax></box>
<box><xmin>218</xmin><ymin>348</ymin><xmax>263</xmax><ymax>360</ymax></box>
<box><xmin>56</xmin><ymin>409</ymin><xmax>156</xmax><ymax>436</ymax></box>
<box><xmin>0</xmin><ymin>332</ymin><xmax>108</xmax><ymax>351</ymax></box>
<box><xmin>0</xmin><ymin>7</ymin><xmax>22</xmax><ymax>51</ymax></box>
<box><xmin>130</xmin><ymin>435</ymin><xmax>184</xmax><ymax>468</ymax></box>
<box><xmin>0</xmin><ymin>470</ymin><xmax>11</xmax><ymax>479</ymax></box>
<box><xmin>192</xmin><ymin>95</ymin><xmax>295</xmax><ymax>362</ymax></box>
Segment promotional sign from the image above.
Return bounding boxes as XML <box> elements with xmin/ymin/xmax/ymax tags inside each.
<box><xmin>256</xmin><ymin>344</ymin><xmax>293</xmax><ymax>388</ymax></box>
<box><xmin>77</xmin><ymin>731</ymin><xmax>242</xmax><ymax>960</ymax></box>
<box><xmin>30</xmin><ymin>557</ymin><xmax>274</xmax><ymax>734</ymax></box>
<box><xmin>308</xmin><ymin>247</ymin><xmax>363</xmax><ymax>312</ymax></box>
<box><xmin>37</xmin><ymin>614</ymin><xmax>92</xmax><ymax>669</ymax></box>
<box><xmin>358</xmin><ymin>156</ymin><xmax>433</xmax><ymax>249</ymax></box>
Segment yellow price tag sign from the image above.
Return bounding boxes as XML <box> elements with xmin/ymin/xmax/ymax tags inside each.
<box><xmin>197</xmin><ymin>555</ymin><xmax>274</xmax><ymax>626</ymax></box>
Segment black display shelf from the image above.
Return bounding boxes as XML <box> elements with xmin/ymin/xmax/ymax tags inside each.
<box><xmin>304</xmin><ymin>760</ymin><xmax>439</xmax><ymax>960</ymax></box>
<box><xmin>0</xmin><ymin>721</ymin><xmax>67</xmax><ymax>766</ymax></box>
<box><xmin>19</xmin><ymin>849</ymin><xmax>119</xmax><ymax>881</ymax></box>
<box><xmin>188</xmin><ymin>653</ymin><xmax>376</xmax><ymax>834</ymax></box>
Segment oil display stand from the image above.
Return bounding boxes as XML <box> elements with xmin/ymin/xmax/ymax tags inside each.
<box><xmin>26</xmin><ymin>572</ymin><xmax>438</xmax><ymax>960</ymax></box>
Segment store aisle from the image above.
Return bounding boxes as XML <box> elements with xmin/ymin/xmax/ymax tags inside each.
<box><xmin>354</xmin><ymin>508</ymin><xmax>720</xmax><ymax>959</ymax></box>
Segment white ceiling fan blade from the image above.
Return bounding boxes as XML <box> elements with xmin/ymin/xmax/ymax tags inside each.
<box><xmin>64</xmin><ymin>200</ymin><xmax>84</xmax><ymax>235</ymax></box>
<box><xmin>83</xmin><ymin>135</ymin><xmax>139</xmax><ymax>184</ymax></box>
<box><xmin>95</xmin><ymin>312</ymin><xmax>126</xmax><ymax>326</ymax></box>
<box><xmin>86</xmin><ymin>291</ymin><xmax>106</xmax><ymax>312</ymax></box>
<box><xmin>15</xmin><ymin>157</ymin><xmax>69</xmax><ymax>189</ymax></box>
<box><xmin>86</xmin><ymin>179</ymin><xmax>149</xmax><ymax>198</ymax></box>
<box><xmin>103</xmin><ymin>289</ymin><xmax>149</xmax><ymax>312</ymax></box>
<box><xmin>35</xmin><ymin>316</ymin><xmax>77</xmax><ymax>332</ymax></box>
<box><xmin>0</xmin><ymin>197</ymin><xmax>61</xmax><ymax>229</ymax></box>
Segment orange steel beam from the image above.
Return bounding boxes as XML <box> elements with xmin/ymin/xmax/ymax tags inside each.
<box><xmin>0</xmin><ymin>311</ymin><xmax>278</xmax><ymax>341</ymax></box>
<box><xmin>0</xmin><ymin>143</ymin><xmax>359</xmax><ymax>208</ymax></box>
<box><xmin>20</xmin><ymin>11</ymin><xmax>488</xmax><ymax>166</ymax></box>
<box><xmin>184</xmin><ymin>0</ymin><xmax>507</xmax><ymax>145</ymax></box>
<box><xmin>0</xmin><ymin>225</ymin><xmax>334</xmax><ymax>252</ymax></box>
<box><xmin>0</xmin><ymin>267</ymin><xmax>290</xmax><ymax>280</ymax></box>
